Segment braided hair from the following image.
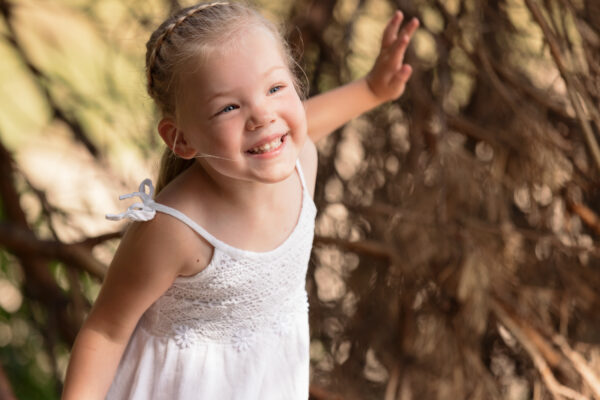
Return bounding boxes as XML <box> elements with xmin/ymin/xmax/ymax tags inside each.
<box><xmin>146</xmin><ymin>2</ymin><xmax>229</xmax><ymax>102</ymax></box>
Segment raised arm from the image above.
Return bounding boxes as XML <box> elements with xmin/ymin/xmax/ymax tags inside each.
<box><xmin>304</xmin><ymin>11</ymin><xmax>419</xmax><ymax>143</ymax></box>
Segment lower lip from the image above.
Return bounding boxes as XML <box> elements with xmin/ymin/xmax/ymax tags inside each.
<box><xmin>246</xmin><ymin>134</ymin><xmax>287</xmax><ymax>159</ymax></box>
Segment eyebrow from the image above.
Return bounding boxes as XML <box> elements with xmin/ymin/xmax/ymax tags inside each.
<box><xmin>206</xmin><ymin>65</ymin><xmax>288</xmax><ymax>104</ymax></box>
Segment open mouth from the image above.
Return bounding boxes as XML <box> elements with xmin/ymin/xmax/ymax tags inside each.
<box><xmin>246</xmin><ymin>134</ymin><xmax>287</xmax><ymax>155</ymax></box>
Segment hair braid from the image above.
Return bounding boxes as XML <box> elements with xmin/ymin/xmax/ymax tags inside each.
<box><xmin>146</xmin><ymin>1</ymin><xmax>230</xmax><ymax>98</ymax></box>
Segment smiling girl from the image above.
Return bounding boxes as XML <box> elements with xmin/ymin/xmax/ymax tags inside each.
<box><xmin>62</xmin><ymin>2</ymin><xmax>418</xmax><ymax>399</ymax></box>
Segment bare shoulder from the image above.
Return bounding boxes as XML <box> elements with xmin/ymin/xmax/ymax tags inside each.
<box><xmin>153</xmin><ymin>175</ymin><xmax>214</xmax><ymax>275</ymax></box>
<box><xmin>85</xmin><ymin>214</ymin><xmax>195</xmax><ymax>339</ymax></box>
<box><xmin>118</xmin><ymin>211</ymin><xmax>206</xmax><ymax>274</ymax></box>
<box><xmin>299</xmin><ymin>138</ymin><xmax>318</xmax><ymax>197</ymax></box>
<box><xmin>106</xmin><ymin>213</ymin><xmax>199</xmax><ymax>292</ymax></box>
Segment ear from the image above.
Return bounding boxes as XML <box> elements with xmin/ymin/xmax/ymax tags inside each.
<box><xmin>157</xmin><ymin>117</ymin><xmax>197</xmax><ymax>159</ymax></box>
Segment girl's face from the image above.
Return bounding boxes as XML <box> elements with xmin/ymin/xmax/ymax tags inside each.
<box><xmin>175</xmin><ymin>27</ymin><xmax>307</xmax><ymax>185</ymax></box>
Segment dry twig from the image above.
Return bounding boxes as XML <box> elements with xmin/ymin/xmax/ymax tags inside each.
<box><xmin>491</xmin><ymin>300</ymin><xmax>586</xmax><ymax>400</ymax></box>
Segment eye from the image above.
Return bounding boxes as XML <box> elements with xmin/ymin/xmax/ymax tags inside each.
<box><xmin>217</xmin><ymin>104</ymin><xmax>238</xmax><ymax>115</ymax></box>
<box><xmin>269</xmin><ymin>85</ymin><xmax>283</xmax><ymax>94</ymax></box>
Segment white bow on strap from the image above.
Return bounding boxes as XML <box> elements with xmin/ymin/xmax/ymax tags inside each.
<box><xmin>106</xmin><ymin>179</ymin><xmax>157</xmax><ymax>222</ymax></box>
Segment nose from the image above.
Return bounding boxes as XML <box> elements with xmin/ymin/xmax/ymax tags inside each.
<box><xmin>245</xmin><ymin>102</ymin><xmax>275</xmax><ymax>131</ymax></box>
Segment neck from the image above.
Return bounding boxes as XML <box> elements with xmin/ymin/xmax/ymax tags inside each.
<box><xmin>187</xmin><ymin>161</ymin><xmax>288</xmax><ymax>208</ymax></box>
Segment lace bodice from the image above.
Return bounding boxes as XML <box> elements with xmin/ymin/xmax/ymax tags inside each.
<box><xmin>106</xmin><ymin>161</ymin><xmax>316</xmax><ymax>352</ymax></box>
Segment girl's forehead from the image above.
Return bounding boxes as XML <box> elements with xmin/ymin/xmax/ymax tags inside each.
<box><xmin>177</xmin><ymin>27</ymin><xmax>291</xmax><ymax>105</ymax></box>
<box><xmin>209</xmin><ymin>26</ymin><xmax>283</xmax><ymax>60</ymax></box>
<box><xmin>186</xmin><ymin>28</ymin><xmax>288</xmax><ymax>84</ymax></box>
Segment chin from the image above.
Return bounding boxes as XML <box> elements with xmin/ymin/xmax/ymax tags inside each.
<box><xmin>256</xmin><ymin>164</ymin><xmax>297</xmax><ymax>184</ymax></box>
<box><xmin>246</xmin><ymin>144</ymin><xmax>301</xmax><ymax>184</ymax></box>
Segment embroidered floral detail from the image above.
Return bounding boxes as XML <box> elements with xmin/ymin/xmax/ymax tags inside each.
<box><xmin>108</xmin><ymin>177</ymin><xmax>318</xmax><ymax>357</ymax></box>
<box><xmin>273</xmin><ymin>314</ymin><xmax>293</xmax><ymax>337</ymax></box>
<box><xmin>174</xmin><ymin>325</ymin><xmax>198</xmax><ymax>349</ymax></box>
<box><xmin>231</xmin><ymin>328</ymin><xmax>255</xmax><ymax>352</ymax></box>
<box><xmin>122</xmin><ymin>174</ymin><xmax>317</xmax><ymax>349</ymax></box>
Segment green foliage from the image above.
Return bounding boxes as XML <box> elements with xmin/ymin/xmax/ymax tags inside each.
<box><xmin>1</xmin><ymin>345</ymin><xmax>58</xmax><ymax>400</ymax></box>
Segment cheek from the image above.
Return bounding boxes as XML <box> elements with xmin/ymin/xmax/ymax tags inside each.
<box><xmin>202</xmin><ymin>122</ymin><xmax>242</xmax><ymax>151</ymax></box>
<box><xmin>207</xmin><ymin>135</ymin><xmax>238</xmax><ymax>155</ymax></box>
<box><xmin>285</xmin><ymin>96</ymin><xmax>307</xmax><ymax>134</ymax></box>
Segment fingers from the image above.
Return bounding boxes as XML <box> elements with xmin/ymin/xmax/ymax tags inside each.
<box><xmin>370</xmin><ymin>11</ymin><xmax>419</xmax><ymax>101</ymax></box>
<box><xmin>403</xmin><ymin>17</ymin><xmax>420</xmax><ymax>39</ymax></box>
<box><xmin>389</xmin><ymin>33</ymin><xmax>409</xmax><ymax>70</ymax></box>
<box><xmin>381</xmin><ymin>11</ymin><xmax>404</xmax><ymax>48</ymax></box>
<box><xmin>389</xmin><ymin>64</ymin><xmax>413</xmax><ymax>98</ymax></box>
<box><xmin>389</xmin><ymin>17</ymin><xmax>419</xmax><ymax>69</ymax></box>
<box><xmin>382</xmin><ymin>11</ymin><xmax>420</xmax><ymax>49</ymax></box>
<box><xmin>392</xmin><ymin>64</ymin><xmax>413</xmax><ymax>86</ymax></box>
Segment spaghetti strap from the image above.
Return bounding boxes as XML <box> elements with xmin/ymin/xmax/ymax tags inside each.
<box><xmin>295</xmin><ymin>159</ymin><xmax>308</xmax><ymax>192</ymax></box>
<box><xmin>151</xmin><ymin>203</ymin><xmax>224</xmax><ymax>249</ymax></box>
<box><xmin>105</xmin><ymin>179</ymin><xmax>223</xmax><ymax>249</ymax></box>
<box><xmin>106</xmin><ymin>161</ymin><xmax>310</xmax><ymax>254</ymax></box>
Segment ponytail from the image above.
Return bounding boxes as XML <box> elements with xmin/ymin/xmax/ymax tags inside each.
<box><xmin>155</xmin><ymin>149</ymin><xmax>195</xmax><ymax>195</ymax></box>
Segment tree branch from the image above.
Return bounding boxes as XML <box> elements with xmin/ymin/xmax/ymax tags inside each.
<box><xmin>314</xmin><ymin>235</ymin><xmax>396</xmax><ymax>260</ymax></box>
<box><xmin>0</xmin><ymin>222</ymin><xmax>107</xmax><ymax>279</ymax></box>
<box><xmin>524</xmin><ymin>0</ymin><xmax>600</xmax><ymax>173</ymax></box>
<box><xmin>0</xmin><ymin>0</ymin><xmax>99</xmax><ymax>157</ymax></box>
<box><xmin>553</xmin><ymin>335</ymin><xmax>600</xmax><ymax>399</ymax></box>
<box><xmin>491</xmin><ymin>299</ymin><xmax>585</xmax><ymax>400</ymax></box>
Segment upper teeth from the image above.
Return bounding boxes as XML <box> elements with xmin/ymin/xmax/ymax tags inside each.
<box><xmin>248</xmin><ymin>136</ymin><xmax>283</xmax><ymax>154</ymax></box>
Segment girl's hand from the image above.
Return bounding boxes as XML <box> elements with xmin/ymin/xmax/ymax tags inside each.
<box><xmin>366</xmin><ymin>11</ymin><xmax>419</xmax><ymax>102</ymax></box>
<box><xmin>304</xmin><ymin>11</ymin><xmax>419</xmax><ymax>142</ymax></box>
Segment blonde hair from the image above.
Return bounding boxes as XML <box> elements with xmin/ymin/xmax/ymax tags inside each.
<box><xmin>145</xmin><ymin>1</ymin><xmax>302</xmax><ymax>194</ymax></box>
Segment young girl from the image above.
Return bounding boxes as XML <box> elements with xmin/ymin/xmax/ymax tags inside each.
<box><xmin>62</xmin><ymin>2</ymin><xmax>418</xmax><ymax>399</ymax></box>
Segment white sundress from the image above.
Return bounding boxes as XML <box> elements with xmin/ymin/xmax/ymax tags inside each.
<box><xmin>104</xmin><ymin>161</ymin><xmax>316</xmax><ymax>400</ymax></box>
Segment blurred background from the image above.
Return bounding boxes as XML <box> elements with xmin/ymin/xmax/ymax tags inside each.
<box><xmin>1</xmin><ymin>0</ymin><xmax>600</xmax><ymax>399</ymax></box>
